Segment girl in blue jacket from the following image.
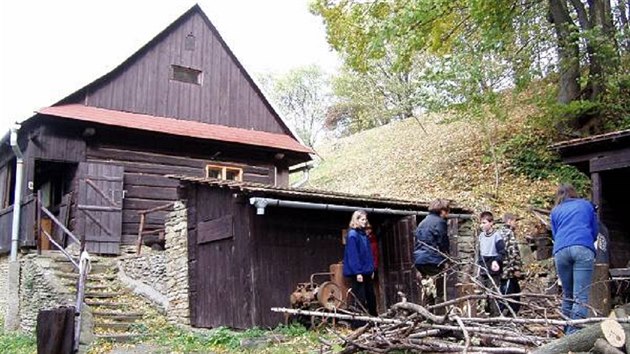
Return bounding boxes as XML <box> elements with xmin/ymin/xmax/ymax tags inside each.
<box><xmin>551</xmin><ymin>184</ymin><xmax>598</xmax><ymax>334</ymax></box>
<box><xmin>343</xmin><ymin>210</ymin><xmax>377</xmax><ymax>316</ymax></box>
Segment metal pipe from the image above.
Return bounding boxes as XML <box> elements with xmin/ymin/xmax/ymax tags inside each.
<box><xmin>290</xmin><ymin>161</ymin><xmax>314</xmax><ymax>188</ymax></box>
<box><xmin>249</xmin><ymin>197</ymin><xmax>472</xmax><ymax>219</ymax></box>
<box><xmin>9</xmin><ymin>124</ymin><xmax>24</xmax><ymax>262</ymax></box>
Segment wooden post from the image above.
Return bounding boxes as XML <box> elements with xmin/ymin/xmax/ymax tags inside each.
<box><xmin>591</xmin><ymin>172</ymin><xmax>602</xmax><ymax>217</ymax></box>
<box><xmin>136</xmin><ymin>213</ymin><xmax>146</xmax><ymax>255</ymax></box>
<box><xmin>74</xmin><ymin>256</ymin><xmax>88</xmax><ymax>353</ymax></box>
<box><xmin>36</xmin><ymin>306</ymin><xmax>75</xmax><ymax>354</ymax></box>
<box><xmin>36</xmin><ymin>190</ymin><xmax>42</xmax><ymax>255</ymax></box>
<box><xmin>590</xmin><ymin>263</ymin><xmax>611</xmax><ymax>317</ymax></box>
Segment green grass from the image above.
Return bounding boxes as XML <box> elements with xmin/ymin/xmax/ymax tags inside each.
<box><xmin>91</xmin><ymin>315</ymin><xmax>329</xmax><ymax>353</ymax></box>
<box><xmin>0</xmin><ymin>328</ymin><xmax>36</xmax><ymax>354</ymax></box>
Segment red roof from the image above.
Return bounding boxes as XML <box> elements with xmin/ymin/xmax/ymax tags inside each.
<box><xmin>37</xmin><ymin>104</ymin><xmax>313</xmax><ymax>154</ymax></box>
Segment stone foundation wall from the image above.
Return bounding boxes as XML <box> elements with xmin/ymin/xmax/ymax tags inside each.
<box><xmin>18</xmin><ymin>254</ymin><xmax>73</xmax><ymax>332</ymax></box>
<box><xmin>165</xmin><ymin>201</ymin><xmax>190</xmax><ymax>326</ymax></box>
<box><xmin>0</xmin><ymin>256</ymin><xmax>9</xmax><ymax>320</ymax></box>
<box><xmin>455</xmin><ymin>218</ymin><xmax>477</xmax><ymax>287</ymax></box>
<box><xmin>119</xmin><ymin>251</ymin><xmax>167</xmax><ymax>295</ymax></box>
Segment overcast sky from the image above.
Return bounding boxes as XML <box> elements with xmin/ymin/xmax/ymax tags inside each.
<box><xmin>0</xmin><ymin>0</ymin><xmax>339</xmax><ymax>134</ymax></box>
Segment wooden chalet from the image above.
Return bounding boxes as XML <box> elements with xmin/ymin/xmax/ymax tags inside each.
<box><xmin>0</xmin><ymin>5</ymin><xmax>312</xmax><ymax>255</ymax></box>
<box><xmin>172</xmin><ymin>177</ymin><xmax>473</xmax><ymax>328</ymax></box>
<box><xmin>551</xmin><ymin>129</ymin><xmax>630</xmax><ymax>268</ymax></box>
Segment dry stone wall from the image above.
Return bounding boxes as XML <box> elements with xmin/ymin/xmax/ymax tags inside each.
<box><xmin>119</xmin><ymin>251</ymin><xmax>167</xmax><ymax>295</ymax></box>
<box><xmin>165</xmin><ymin>201</ymin><xmax>190</xmax><ymax>325</ymax></box>
<box><xmin>18</xmin><ymin>254</ymin><xmax>73</xmax><ymax>332</ymax></box>
<box><xmin>0</xmin><ymin>256</ymin><xmax>9</xmax><ymax>319</ymax></box>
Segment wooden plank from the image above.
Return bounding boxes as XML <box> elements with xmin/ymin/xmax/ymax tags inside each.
<box><xmin>197</xmin><ymin>215</ymin><xmax>233</xmax><ymax>244</ymax></box>
<box><xmin>124</xmin><ymin>185</ymin><xmax>178</xmax><ymax>200</ymax></box>
<box><xmin>123</xmin><ymin>198</ymin><xmax>172</xmax><ymax>211</ymax></box>
<box><xmin>590</xmin><ymin>148</ymin><xmax>630</xmax><ymax>172</ymax></box>
<box><xmin>124</xmin><ymin>173</ymin><xmax>180</xmax><ymax>188</ymax></box>
<box><xmin>87</xmin><ymin>159</ymin><xmax>202</xmax><ymax>176</ymax></box>
<box><xmin>592</xmin><ymin>172</ymin><xmax>602</xmax><ymax>216</ymax></box>
<box><xmin>123</xmin><ymin>211</ymin><xmax>167</xmax><ymax>224</ymax></box>
<box><xmin>36</xmin><ymin>306</ymin><xmax>75</xmax><ymax>354</ymax></box>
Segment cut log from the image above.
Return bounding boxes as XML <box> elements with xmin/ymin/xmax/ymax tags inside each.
<box><xmin>532</xmin><ymin>319</ymin><xmax>625</xmax><ymax>354</ymax></box>
<box><xmin>601</xmin><ymin>319</ymin><xmax>626</xmax><ymax>348</ymax></box>
<box><xmin>592</xmin><ymin>338</ymin><xmax>624</xmax><ymax>354</ymax></box>
<box><xmin>614</xmin><ymin>307</ymin><xmax>630</xmax><ymax>354</ymax></box>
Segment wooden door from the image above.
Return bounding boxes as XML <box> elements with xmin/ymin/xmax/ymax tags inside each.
<box><xmin>380</xmin><ymin>215</ymin><xmax>418</xmax><ymax>307</ymax></box>
<box><xmin>76</xmin><ymin>163</ymin><xmax>124</xmax><ymax>255</ymax></box>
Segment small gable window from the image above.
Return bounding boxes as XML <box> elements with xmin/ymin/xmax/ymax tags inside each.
<box><xmin>171</xmin><ymin>65</ymin><xmax>202</xmax><ymax>85</ymax></box>
<box><xmin>206</xmin><ymin>165</ymin><xmax>243</xmax><ymax>181</ymax></box>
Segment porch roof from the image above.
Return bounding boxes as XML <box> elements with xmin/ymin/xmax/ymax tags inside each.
<box><xmin>168</xmin><ymin>175</ymin><xmax>473</xmax><ymax>215</ymax></box>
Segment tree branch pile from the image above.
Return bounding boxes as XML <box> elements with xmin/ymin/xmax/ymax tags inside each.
<box><xmin>274</xmin><ymin>298</ymin><xmax>630</xmax><ymax>353</ymax></box>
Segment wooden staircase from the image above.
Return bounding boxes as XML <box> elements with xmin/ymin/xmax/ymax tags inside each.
<box><xmin>46</xmin><ymin>251</ymin><xmax>150</xmax><ymax>344</ymax></box>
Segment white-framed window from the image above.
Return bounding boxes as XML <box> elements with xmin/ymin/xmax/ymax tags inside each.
<box><xmin>205</xmin><ymin>164</ymin><xmax>243</xmax><ymax>181</ymax></box>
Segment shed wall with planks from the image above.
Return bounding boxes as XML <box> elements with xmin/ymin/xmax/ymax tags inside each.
<box><xmin>186</xmin><ymin>186</ymin><xmax>256</xmax><ymax>328</ymax></box>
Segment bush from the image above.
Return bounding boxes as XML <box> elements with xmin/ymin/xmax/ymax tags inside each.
<box><xmin>503</xmin><ymin>131</ymin><xmax>591</xmax><ymax>198</ymax></box>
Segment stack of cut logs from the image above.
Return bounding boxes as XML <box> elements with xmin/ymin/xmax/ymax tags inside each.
<box><xmin>274</xmin><ymin>298</ymin><xmax>630</xmax><ymax>353</ymax></box>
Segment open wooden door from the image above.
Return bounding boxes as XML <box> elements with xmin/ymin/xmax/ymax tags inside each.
<box><xmin>76</xmin><ymin>162</ymin><xmax>124</xmax><ymax>255</ymax></box>
<box><xmin>380</xmin><ymin>215</ymin><xmax>418</xmax><ymax>307</ymax></box>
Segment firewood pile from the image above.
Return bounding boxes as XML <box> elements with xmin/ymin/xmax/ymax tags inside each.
<box><xmin>273</xmin><ymin>291</ymin><xmax>630</xmax><ymax>354</ymax></box>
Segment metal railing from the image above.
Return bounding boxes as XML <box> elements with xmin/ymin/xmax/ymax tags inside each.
<box><xmin>36</xmin><ymin>190</ymin><xmax>88</xmax><ymax>353</ymax></box>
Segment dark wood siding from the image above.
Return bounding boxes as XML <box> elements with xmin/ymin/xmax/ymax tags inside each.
<box><xmin>188</xmin><ymin>187</ymin><xmax>255</xmax><ymax>328</ymax></box>
<box><xmin>30</xmin><ymin>125</ymin><xmax>86</xmax><ymax>163</ymax></box>
<box><xmin>86</xmin><ymin>143</ymin><xmax>273</xmax><ymax>245</ymax></box>
<box><xmin>252</xmin><ymin>208</ymin><xmax>347</xmax><ymax>327</ymax></box>
<box><xmin>85</xmin><ymin>12</ymin><xmax>286</xmax><ymax>134</ymax></box>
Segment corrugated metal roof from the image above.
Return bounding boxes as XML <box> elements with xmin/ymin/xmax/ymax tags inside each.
<box><xmin>168</xmin><ymin>175</ymin><xmax>472</xmax><ymax>213</ymax></box>
<box><xmin>37</xmin><ymin>104</ymin><xmax>314</xmax><ymax>154</ymax></box>
<box><xmin>550</xmin><ymin>129</ymin><xmax>630</xmax><ymax>150</ymax></box>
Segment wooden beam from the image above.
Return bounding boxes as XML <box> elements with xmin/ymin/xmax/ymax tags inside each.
<box><xmin>590</xmin><ymin>148</ymin><xmax>630</xmax><ymax>172</ymax></box>
<box><xmin>592</xmin><ymin>172</ymin><xmax>602</xmax><ymax>216</ymax></box>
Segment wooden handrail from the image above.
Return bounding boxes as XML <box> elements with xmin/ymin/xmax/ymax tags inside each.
<box><xmin>39</xmin><ymin>205</ymin><xmax>81</xmax><ymax>245</ymax></box>
<box><xmin>137</xmin><ymin>202</ymin><xmax>174</xmax><ymax>255</ymax></box>
<box><xmin>41</xmin><ymin>229</ymin><xmax>79</xmax><ymax>270</ymax></box>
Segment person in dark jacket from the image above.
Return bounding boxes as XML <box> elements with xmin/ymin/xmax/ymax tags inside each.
<box><xmin>343</xmin><ymin>210</ymin><xmax>377</xmax><ymax>316</ymax></box>
<box><xmin>413</xmin><ymin>199</ymin><xmax>451</xmax><ymax>310</ymax></box>
<box><xmin>551</xmin><ymin>184</ymin><xmax>598</xmax><ymax>334</ymax></box>
<box><xmin>477</xmin><ymin>211</ymin><xmax>506</xmax><ymax>316</ymax></box>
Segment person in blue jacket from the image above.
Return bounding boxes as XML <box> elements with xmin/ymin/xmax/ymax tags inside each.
<box><xmin>343</xmin><ymin>210</ymin><xmax>377</xmax><ymax>316</ymax></box>
<box><xmin>550</xmin><ymin>184</ymin><xmax>598</xmax><ymax>334</ymax></box>
<box><xmin>413</xmin><ymin>198</ymin><xmax>451</xmax><ymax>312</ymax></box>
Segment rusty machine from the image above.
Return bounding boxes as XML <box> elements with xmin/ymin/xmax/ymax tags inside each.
<box><xmin>289</xmin><ymin>263</ymin><xmax>349</xmax><ymax>321</ymax></box>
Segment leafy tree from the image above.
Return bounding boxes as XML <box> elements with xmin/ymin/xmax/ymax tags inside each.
<box><xmin>311</xmin><ymin>0</ymin><xmax>629</xmax><ymax>134</ymax></box>
<box><xmin>327</xmin><ymin>51</ymin><xmax>431</xmax><ymax>136</ymax></box>
<box><xmin>258</xmin><ymin>65</ymin><xmax>332</xmax><ymax>146</ymax></box>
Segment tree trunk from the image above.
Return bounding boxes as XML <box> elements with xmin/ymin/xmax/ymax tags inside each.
<box><xmin>585</xmin><ymin>0</ymin><xmax>618</xmax><ymax>100</ymax></box>
<box><xmin>532</xmin><ymin>319</ymin><xmax>625</xmax><ymax>354</ymax></box>
<box><xmin>592</xmin><ymin>338</ymin><xmax>625</xmax><ymax>354</ymax></box>
<box><xmin>548</xmin><ymin>0</ymin><xmax>581</xmax><ymax>105</ymax></box>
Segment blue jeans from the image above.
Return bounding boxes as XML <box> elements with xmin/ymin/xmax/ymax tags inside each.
<box><xmin>554</xmin><ymin>245</ymin><xmax>595</xmax><ymax>334</ymax></box>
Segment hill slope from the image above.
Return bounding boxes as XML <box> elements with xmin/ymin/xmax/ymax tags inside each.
<box><xmin>307</xmin><ymin>109</ymin><xmax>559</xmax><ymax>222</ymax></box>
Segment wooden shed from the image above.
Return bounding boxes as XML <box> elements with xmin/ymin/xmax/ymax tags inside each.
<box><xmin>551</xmin><ymin>129</ymin><xmax>630</xmax><ymax>268</ymax></box>
<box><xmin>0</xmin><ymin>5</ymin><xmax>312</xmax><ymax>255</ymax></box>
<box><xmin>174</xmin><ymin>177</ymin><xmax>473</xmax><ymax>328</ymax></box>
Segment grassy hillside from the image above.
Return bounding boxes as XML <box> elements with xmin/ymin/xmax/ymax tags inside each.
<box><xmin>307</xmin><ymin>99</ymin><xmax>567</xmax><ymax>230</ymax></box>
